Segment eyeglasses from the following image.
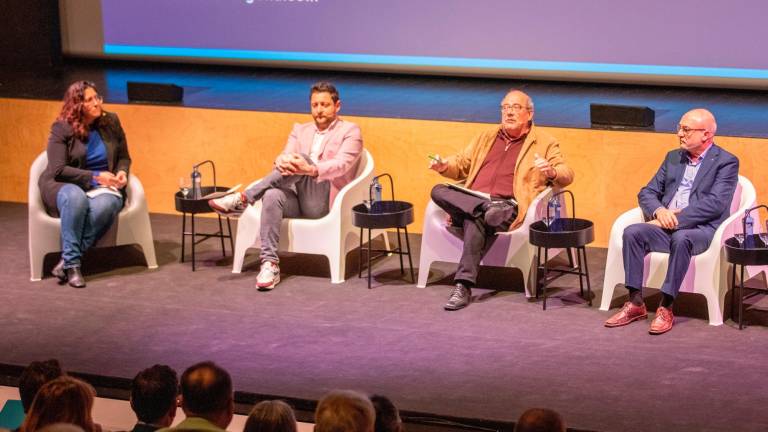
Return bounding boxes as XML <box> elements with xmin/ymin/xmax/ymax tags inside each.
<box><xmin>84</xmin><ymin>95</ymin><xmax>103</xmax><ymax>106</ymax></box>
<box><xmin>500</xmin><ymin>104</ymin><xmax>529</xmax><ymax>113</ymax></box>
<box><xmin>677</xmin><ymin>125</ymin><xmax>705</xmax><ymax>135</ymax></box>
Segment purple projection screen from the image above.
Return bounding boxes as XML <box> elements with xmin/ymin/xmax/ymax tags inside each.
<box><xmin>86</xmin><ymin>0</ymin><xmax>768</xmax><ymax>86</ymax></box>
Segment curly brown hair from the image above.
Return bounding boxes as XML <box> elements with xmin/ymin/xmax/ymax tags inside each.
<box><xmin>57</xmin><ymin>81</ymin><xmax>100</xmax><ymax>141</ymax></box>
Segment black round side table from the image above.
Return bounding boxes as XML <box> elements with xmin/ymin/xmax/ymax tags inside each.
<box><xmin>175</xmin><ymin>186</ymin><xmax>234</xmax><ymax>271</ymax></box>
<box><xmin>352</xmin><ymin>200</ymin><xmax>414</xmax><ymax>289</ymax></box>
<box><xmin>529</xmin><ymin>218</ymin><xmax>595</xmax><ymax>310</ymax></box>
<box><xmin>724</xmin><ymin>235</ymin><xmax>768</xmax><ymax>329</ymax></box>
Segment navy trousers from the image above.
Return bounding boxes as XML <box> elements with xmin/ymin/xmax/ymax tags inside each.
<box><xmin>622</xmin><ymin>223</ymin><xmax>713</xmax><ymax>297</ymax></box>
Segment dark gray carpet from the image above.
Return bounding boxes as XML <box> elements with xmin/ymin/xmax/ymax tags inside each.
<box><xmin>1</xmin><ymin>202</ymin><xmax>767</xmax><ymax>432</ymax></box>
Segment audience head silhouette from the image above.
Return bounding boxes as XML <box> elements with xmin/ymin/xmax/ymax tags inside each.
<box><xmin>19</xmin><ymin>359</ymin><xmax>64</xmax><ymax>413</ymax></box>
<box><xmin>514</xmin><ymin>408</ymin><xmax>565</xmax><ymax>432</ymax></box>
<box><xmin>314</xmin><ymin>390</ymin><xmax>375</xmax><ymax>432</ymax></box>
<box><xmin>179</xmin><ymin>361</ymin><xmax>234</xmax><ymax>429</ymax></box>
<box><xmin>244</xmin><ymin>400</ymin><xmax>297</xmax><ymax>432</ymax></box>
<box><xmin>369</xmin><ymin>395</ymin><xmax>402</xmax><ymax>432</ymax></box>
<box><xmin>130</xmin><ymin>364</ymin><xmax>179</xmax><ymax>427</ymax></box>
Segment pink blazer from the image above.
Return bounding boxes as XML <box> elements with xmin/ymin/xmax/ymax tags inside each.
<box><xmin>279</xmin><ymin>118</ymin><xmax>363</xmax><ymax>205</ymax></box>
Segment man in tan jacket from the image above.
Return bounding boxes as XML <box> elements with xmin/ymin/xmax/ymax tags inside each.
<box><xmin>429</xmin><ymin>89</ymin><xmax>574</xmax><ymax>310</ymax></box>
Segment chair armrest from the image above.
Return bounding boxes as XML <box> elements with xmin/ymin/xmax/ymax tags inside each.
<box><xmin>608</xmin><ymin>207</ymin><xmax>644</xmax><ymax>247</ymax></box>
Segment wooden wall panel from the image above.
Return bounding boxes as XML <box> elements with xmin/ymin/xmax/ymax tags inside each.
<box><xmin>1</xmin><ymin>98</ymin><xmax>765</xmax><ymax>247</ymax></box>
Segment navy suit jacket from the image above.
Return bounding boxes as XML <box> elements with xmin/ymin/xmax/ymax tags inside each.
<box><xmin>638</xmin><ymin>144</ymin><xmax>739</xmax><ymax>235</ymax></box>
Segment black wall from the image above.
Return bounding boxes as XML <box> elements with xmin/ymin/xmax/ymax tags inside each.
<box><xmin>0</xmin><ymin>1</ymin><xmax>62</xmax><ymax>67</ymax></box>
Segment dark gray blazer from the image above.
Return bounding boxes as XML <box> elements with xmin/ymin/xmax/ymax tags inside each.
<box><xmin>38</xmin><ymin>111</ymin><xmax>131</xmax><ymax>216</ymax></box>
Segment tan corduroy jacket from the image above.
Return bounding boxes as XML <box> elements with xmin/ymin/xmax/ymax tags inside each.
<box><xmin>440</xmin><ymin>124</ymin><xmax>574</xmax><ymax>230</ymax></box>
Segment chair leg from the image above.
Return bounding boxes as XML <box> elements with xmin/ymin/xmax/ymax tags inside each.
<box><xmin>328</xmin><ymin>251</ymin><xmax>345</xmax><ymax>284</ymax></box>
<box><xmin>138</xmin><ymin>237</ymin><xmax>158</xmax><ymax>269</ymax></box>
<box><xmin>232</xmin><ymin>245</ymin><xmax>247</xmax><ymax>274</ymax></box>
<box><xmin>417</xmin><ymin>260</ymin><xmax>432</xmax><ymax>288</ymax></box>
<box><xmin>29</xmin><ymin>249</ymin><xmax>46</xmax><ymax>281</ymax></box>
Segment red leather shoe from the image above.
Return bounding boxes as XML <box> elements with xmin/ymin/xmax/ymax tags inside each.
<box><xmin>649</xmin><ymin>306</ymin><xmax>674</xmax><ymax>335</ymax></box>
<box><xmin>604</xmin><ymin>302</ymin><xmax>648</xmax><ymax>327</ymax></box>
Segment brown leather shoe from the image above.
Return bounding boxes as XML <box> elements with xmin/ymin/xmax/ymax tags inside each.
<box><xmin>649</xmin><ymin>306</ymin><xmax>674</xmax><ymax>335</ymax></box>
<box><xmin>604</xmin><ymin>302</ymin><xmax>648</xmax><ymax>327</ymax></box>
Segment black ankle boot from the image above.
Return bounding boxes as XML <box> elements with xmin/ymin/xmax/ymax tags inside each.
<box><xmin>52</xmin><ymin>259</ymin><xmax>67</xmax><ymax>283</ymax></box>
<box><xmin>66</xmin><ymin>267</ymin><xmax>86</xmax><ymax>288</ymax></box>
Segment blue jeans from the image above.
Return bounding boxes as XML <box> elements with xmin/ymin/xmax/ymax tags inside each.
<box><xmin>56</xmin><ymin>184</ymin><xmax>123</xmax><ymax>268</ymax></box>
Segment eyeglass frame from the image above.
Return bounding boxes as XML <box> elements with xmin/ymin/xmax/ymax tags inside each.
<box><xmin>677</xmin><ymin>125</ymin><xmax>706</xmax><ymax>135</ymax></box>
<box><xmin>500</xmin><ymin>103</ymin><xmax>530</xmax><ymax>113</ymax></box>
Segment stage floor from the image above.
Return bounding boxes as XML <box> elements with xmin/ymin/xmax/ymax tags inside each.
<box><xmin>2</xmin><ymin>60</ymin><xmax>768</xmax><ymax>138</ymax></box>
<box><xmin>1</xmin><ymin>202</ymin><xmax>767</xmax><ymax>432</ymax></box>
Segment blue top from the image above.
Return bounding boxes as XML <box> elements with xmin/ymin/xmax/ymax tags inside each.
<box><xmin>85</xmin><ymin>130</ymin><xmax>108</xmax><ymax>186</ymax></box>
<box><xmin>668</xmin><ymin>145</ymin><xmax>711</xmax><ymax>211</ymax></box>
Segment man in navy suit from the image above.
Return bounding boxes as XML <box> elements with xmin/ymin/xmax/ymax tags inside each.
<box><xmin>605</xmin><ymin>109</ymin><xmax>739</xmax><ymax>334</ymax></box>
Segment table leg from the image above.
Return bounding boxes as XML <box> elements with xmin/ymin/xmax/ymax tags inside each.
<box><xmin>581</xmin><ymin>247</ymin><xmax>592</xmax><ymax>306</ymax></box>
<box><xmin>358</xmin><ymin>227</ymin><xmax>364</xmax><ymax>279</ymax></box>
<box><xmin>404</xmin><ymin>227</ymin><xmax>415</xmax><ymax>283</ymax></box>
<box><xmin>191</xmin><ymin>213</ymin><xmax>196</xmax><ymax>272</ymax></box>
<box><xmin>535</xmin><ymin>246</ymin><xmax>542</xmax><ymax>299</ymax></box>
<box><xmin>180</xmin><ymin>212</ymin><xmax>187</xmax><ymax>263</ymax></box>
<box><xmin>226</xmin><ymin>217</ymin><xmax>234</xmax><ymax>253</ymax></box>
<box><xmin>739</xmin><ymin>264</ymin><xmax>745</xmax><ymax>330</ymax></box>
<box><xmin>217</xmin><ymin>214</ymin><xmax>226</xmax><ymax>256</ymax></box>
<box><xmin>730</xmin><ymin>263</ymin><xmax>736</xmax><ymax>324</ymax></box>
<box><xmin>367</xmin><ymin>227</ymin><xmax>372</xmax><ymax>289</ymax></box>
<box><xmin>542</xmin><ymin>247</ymin><xmax>549</xmax><ymax>310</ymax></box>
<box><xmin>576</xmin><ymin>247</ymin><xmax>584</xmax><ymax>296</ymax></box>
<box><xmin>396</xmin><ymin>228</ymin><xmax>404</xmax><ymax>274</ymax></box>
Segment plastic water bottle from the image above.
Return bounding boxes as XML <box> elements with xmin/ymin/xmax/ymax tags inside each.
<box><xmin>744</xmin><ymin>213</ymin><xmax>754</xmax><ymax>247</ymax></box>
<box><xmin>547</xmin><ymin>198</ymin><xmax>561</xmax><ymax>231</ymax></box>
<box><xmin>373</xmin><ymin>178</ymin><xmax>382</xmax><ymax>202</ymax></box>
<box><xmin>369</xmin><ymin>177</ymin><xmax>383</xmax><ymax>213</ymax></box>
<box><xmin>191</xmin><ymin>167</ymin><xmax>202</xmax><ymax>199</ymax></box>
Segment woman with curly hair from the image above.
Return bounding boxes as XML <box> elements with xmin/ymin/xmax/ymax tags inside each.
<box><xmin>38</xmin><ymin>81</ymin><xmax>131</xmax><ymax>287</ymax></box>
<box><xmin>19</xmin><ymin>376</ymin><xmax>102</xmax><ymax>432</ymax></box>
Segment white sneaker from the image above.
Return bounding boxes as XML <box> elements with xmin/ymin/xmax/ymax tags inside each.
<box><xmin>256</xmin><ymin>261</ymin><xmax>280</xmax><ymax>289</ymax></box>
<box><xmin>208</xmin><ymin>192</ymin><xmax>248</xmax><ymax>215</ymax></box>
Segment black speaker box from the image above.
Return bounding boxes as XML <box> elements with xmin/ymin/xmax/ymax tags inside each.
<box><xmin>127</xmin><ymin>82</ymin><xmax>183</xmax><ymax>104</ymax></box>
<box><xmin>590</xmin><ymin>103</ymin><xmax>654</xmax><ymax>129</ymax></box>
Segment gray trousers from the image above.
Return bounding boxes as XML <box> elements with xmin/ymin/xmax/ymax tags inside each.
<box><xmin>430</xmin><ymin>184</ymin><xmax>517</xmax><ymax>286</ymax></box>
<box><xmin>245</xmin><ymin>156</ymin><xmax>330</xmax><ymax>263</ymax></box>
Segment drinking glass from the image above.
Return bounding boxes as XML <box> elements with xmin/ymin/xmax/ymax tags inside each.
<box><xmin>179</xmin><ymin>177</ymin><xmax>191</xmax><ymax>198</ymax></box>
<box><xmin>734</xmin><ymin>233</ymin><xmax>745</xmax><ymax>247</ymax></box>
<box><xmin>759</xmin><ymin>220</ymin><xmax>768</xmax><ymax>247</ymax></box>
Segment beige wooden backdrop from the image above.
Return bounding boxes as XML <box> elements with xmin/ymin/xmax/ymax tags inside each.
<box><xmin>2</xmin><ymin>97</ymin><xmax>766</xmax><ymax>247</ymax></box>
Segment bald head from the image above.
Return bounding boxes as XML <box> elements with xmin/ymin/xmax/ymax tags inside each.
<box><xmin>677</xmin><ymin>108</ymin><xmax>717</xmax><ymax>157</ymax></box>
<box><xmin>180</xmin><ymin>361</ymin><xmax>233</xmax><ymax>428</ymax></box>
<box><xmin>683</xmin><ymin>108</ymin><xmax>717</xmax><ymax>136</ymax></box>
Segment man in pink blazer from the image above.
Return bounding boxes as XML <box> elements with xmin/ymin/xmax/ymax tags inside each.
<box><xmin>210</xmin><ymin>82</ymin><xmax>363</xmax><ymax>289</ymax></box>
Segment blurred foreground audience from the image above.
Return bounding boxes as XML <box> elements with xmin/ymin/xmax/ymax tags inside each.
<box><xmin>315</xmin><ymin>391</ymin><xmax>374</xmax><ymax>432</ymax></box>
<box><xmin>243</xmin><ymin>400</ymin><xmax>296</xmax><ymax>432</ymax></box>
<box><xmin>514</xmin><ymin>408</ymin><xmax>565</xmax><ymax>432</ymax></box>
<box><xmin>129</xmin><ymin>365</ymin><xmax>179</xmax><ymax>432</ymax></box>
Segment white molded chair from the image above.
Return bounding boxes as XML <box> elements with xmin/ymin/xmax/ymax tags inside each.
<box><xmin>599</xmin><ymin>175</ymin><xmax>756</xmax><ymax>326</ymax></box>
<box><xmin>28</xmin><ymin>152</ymin><xmax>158</xmax><ymax>281</ymax></box>
<box><xmin>417</xmin><ymin>188</ymin><xmax>554</xmax><ymax>297</ymax></box>
<box><xmin>231</xmin><ymin>149</ymin><xmax>388</xmax><ymax>283</ymax></box>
